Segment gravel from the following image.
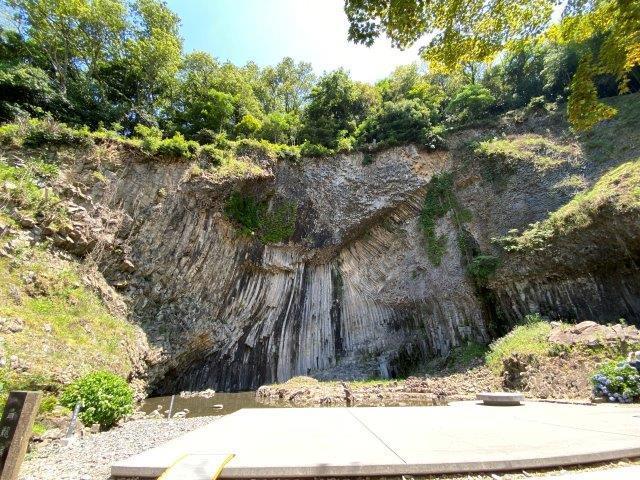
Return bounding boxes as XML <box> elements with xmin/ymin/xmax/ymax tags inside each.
<box><xmin>19</xmin><ymin>416</ymin><xmax>220</xmax><ymax>480</ymax></box>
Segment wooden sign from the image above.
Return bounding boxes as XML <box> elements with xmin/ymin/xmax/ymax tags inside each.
<box><xmin>0</xmin><ymin>391</ymin><xmax>42</xmax><ymax>480</ymax></box>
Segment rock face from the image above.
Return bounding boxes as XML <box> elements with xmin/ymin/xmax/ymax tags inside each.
<box><xmin>94</xmin><ymin>146</ymin><xmax>488</xmax><ymax>392</ymax></box>
<box><xmin>7</xmin><ymin>99</ymin><xmax>640</xmax><ymax>394</ymax></box>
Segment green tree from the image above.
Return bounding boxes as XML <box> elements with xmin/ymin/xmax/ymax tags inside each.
<box><xmin>7</xmin><ymin>0</ymin><xmax>128</xmax><ymax>94</ymax></box>
<box><xmin>344</xmin><ymin>0</ymin><xmax>640</xmax><ymax>130</ymax></box>
<box><xmin>260</xmin><ymin>111</ymin><xmax>301</xmax><ymax>144</ymax></box>
<box><xmin>356</xmin><ymin>98</ymin><xmax>438</xmax><ymax>147</ymax></box>
<box><xmin>302</xmin><ymin>69</ymin><xmax>380</xmax><ymax>148</ymax></box>
<box><xmin>444</xmin><ymin>83</ymin><xmax>495</xmax><ymax>123</ymax></box>
<box><xmin>258</xmin><ymin>57</ymin><xmax>315</xmax><ymax>113</ymax></box>
<box><xmin>235</xmin><ymin>113</ymin><xmax>262</xmax><ymax>138</ymax></box>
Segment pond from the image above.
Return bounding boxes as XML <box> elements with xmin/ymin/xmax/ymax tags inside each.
<box><xmin>141</xmin><ymin>391</ymin><xmax>440</xmax><ymax>418</ymax></box>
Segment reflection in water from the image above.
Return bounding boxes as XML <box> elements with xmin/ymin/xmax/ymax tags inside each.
<box><xmin>140</xmin><ymin>391</ymin><xmax>276</xmax><ymax>417</ymax></box>
<box><xmin>140</xmin><ymin>391</ymin><xmax>439</xmax><ymax>418</ymax></box>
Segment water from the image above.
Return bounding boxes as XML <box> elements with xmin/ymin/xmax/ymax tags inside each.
<box><xmin>141</xmin><ymin>391</ymin><xmax>440</xmax><ymax>418</ymax></box>
<box><xmin>141</xmin><ymin>391</ymin><xmax>282</xmax><ymax>417</ymax></box>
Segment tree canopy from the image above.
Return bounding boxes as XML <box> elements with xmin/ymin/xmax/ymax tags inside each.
<box><xmin>344</xmin><ymin>0</ymin><xmax>640</xmax><ymax>129</ymax></box>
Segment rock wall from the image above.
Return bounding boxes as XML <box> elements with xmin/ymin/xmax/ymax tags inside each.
<box><xmin>87</xmin><ymin>146</ymin><xmax>488</xmax><ymax>392</ymax></box>
<box><xmin>34</xmin><ymin>99</ymin><xmax>640</xmax><ymax>393</ymax></box>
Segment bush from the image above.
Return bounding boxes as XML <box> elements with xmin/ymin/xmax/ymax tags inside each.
<box><xmin>467</xmin><ymin>255</ymin><xmax>500</xmax><ymax>285</ymax></box>
<box><xmin>199</xmin><ymin>144</ymin><xmax>230</xmax><ymax>167</ymax></box>
<box><xmin>60</xmin><ymin>371</ymin><xmax>134</xmax><ymax>429</ymax></box>
<box><xmin>156</xmin><ymin>133</ymin><xmax>198</xmax><ymax>158</ymax></box>
<box><xmin>300</xmin><ymin>141</ymin><xmax>333</xmax><ymax>157</ymax></box>
<box><xmin>356</xmin><ymin>99</ymin><xmax>441</xmax><ymax>148</ymax></box>
<box><xmin>592</xmin><ymin>361</ymin><xmax>640</xmax><ymax>403</ymax></box>
<box><xmin>445</xmin><ymin>84</ymin><xmax>495</xmax><ymax>124</ymax></box>
<box><xmin>234</xmin><ymin>138</ymin><xmax>276</xmax><ymax>159</ymax></box>
<box><xmin>485</xmin><ymin>318</ymin><xmax>552</xmax><ymax>372</ymax></box>
<box><xmin>23</xmin><ymin>118</ymin><xmax>92</xmax><ymax>148</ymax></box>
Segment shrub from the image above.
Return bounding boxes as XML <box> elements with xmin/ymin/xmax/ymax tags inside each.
<box><xmin>234</xmin><ymin>138</ymin><xmax>276</xmax><ymax>159</ymax></box>
<box><xmin>156</xmin><ymin>133</ymin><xmax>198</xmax><ymax>158</ymax></box>
<box><xmin>485</xmin><ymin>318</ymin><xmax>552</xmax><ymax>372</ymax></box>
<box><xmin>592</xmin><ymin>361</ymin><xmax>640</xmax><ymax>403</ymax></box>
<box><xmin>224</xmin><ymin>192</ymin><xmax>297</xmax><ymax>243</ymax></box>
<box><xmin>467</xmin><ymin>255</ymin><xmax>500</xmax><ymax>285</ymax></box>
<box><xmin>235</xmin><ymin>114</ymin><xmax>262</xmax><ymax>138</ymax></box>
<box><xmin>445</xmin><ymin>84</ymin><xmax>495</xmax><ymax>124</ymax></box>
<box><xmin>23</xmin><ymin>118</ymin><xmax>92</xmax><ymax>148</ymax></box>
<box><xmin>199</xmin><ymin>144</ymin><xmax>229</xmax><ymax>167</ymax></box>
<box><xmin>356</xmin><ymin>99</ymin><xmax>441</xmax><ymax>149</ymax></box>
<box><xmin>0</xmin><ymin>123</ymin><xmax>21</xmax><ymax>146</ymax></box>
<box><xmin>60</xmin><ymin>371</ymin><xmax>134</xmax><ymax>429</ymax></box>
<box><xmin>300</xmin><ymin>141</ymin><xmax>333</xmax><ymax>157</ymax></box>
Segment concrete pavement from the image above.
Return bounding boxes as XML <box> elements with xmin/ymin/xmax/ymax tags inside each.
<box><xmin>112</xmin><ymin>401</ymin><xmax>640</xmax><ymax>478</ymax></box>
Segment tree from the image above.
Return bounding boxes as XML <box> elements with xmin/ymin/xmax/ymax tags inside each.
<box><xmin>235</xmin><ymin>113</ymin><xmax>262</xmax><ymax>138</ymax></box>
<box><xmin>344</xmin><ymin>0</ymin><xmax>640</xmax><ymax>130</ymax></box>
<box><xmin>260</xmin><ymin>111</ymin><xmax>301</xmax><ymax>144</ymax></box>
<box><xmin>356</xmin><ymin>98</ymin><xmax>437</xmax><ymax>147</ymax></box>
<box><xmin>6</xmin><ymin>0</ymin><xmax>128</xmax><ymax>94</ymax></box>
<box><xmin>258</xmin><ymin>57</ymin><xmax>315</xmax><ymax>113</ymax></box>
<box><xmin>444</xmin><ymin>83</ymin><xmax>495</xmax><ymax>123</ymax></box>
<box><xmin>302</xmin><ymin>69</ymin><xmax>380</xmax><ymax>148</ymax></box>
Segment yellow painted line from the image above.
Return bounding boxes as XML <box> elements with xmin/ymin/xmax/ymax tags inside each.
<box><xmin>157</xmin><ymin>453</ymin><xmax>235</xmax><ymax>480</ymax></box>
<box><xmin>157</xmin><ymin>454</ymin><xmax>188</xmax><ymax>480</ymax></box>
<box><xmin>210</xmin><ymin>453</ymin><xmax>235</xmax><ymax>480</ymax></box>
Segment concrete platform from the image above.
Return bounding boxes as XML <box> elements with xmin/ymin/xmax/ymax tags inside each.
<box><xmin>112</xmin><ymin>401</ymin><xmax>640</xmax><ymax>478</ymax></box>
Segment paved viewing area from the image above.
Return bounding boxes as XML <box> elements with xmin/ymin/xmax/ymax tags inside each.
<box><xmin>112</xmin><ymin>401</ymin><xmax>640</xmax><ymax>478</ymax></box>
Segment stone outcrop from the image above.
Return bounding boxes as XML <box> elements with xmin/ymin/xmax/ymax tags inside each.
<box><xmin>5</xmin><ymin>99</ymin><xmax>640</xmax><ymax>394</ymax></box>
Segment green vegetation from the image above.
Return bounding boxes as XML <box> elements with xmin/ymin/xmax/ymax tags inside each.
<box><xmin>60</xmin><ymin>371</ymin><xmax>134</xmax><ymax>429</ymax></box>
<box><xmin>224</xmin><ymin>192</ymin><xmax>297</xmax><ymax>244</ymax></box>
<box><xmin>467</xmin><ymin>255</ymin><xmax>500</xmax><ymax>286</ymax></box>
<box><xmin>485</xmin><ymin>316</ymin><xmax>553</xmax><ymax>372</ymax></box>
<box><xmin>1</xmin><ymin>0</ymin><xmax>635</xmax><ymax>161</ymax></box>
<box><xmin>0</xmin><ymin>246</ymin><xmax>138</xmax><ymax>394</ymax></box>
<box><xmin>592</xmin><ymin>361</ymin><xmax>640</xmax><ymax>403</ymax></box>
<box><xmin>345</xmin><ymin>0</ymin><xmax>639</xmax><ymax>130</ymax></box>
<box><xmin>497</xmin><ymin>159</ymin><xmax>640</xmax><ymax>253</ymax></box>
<box><xmin>474</xmin><ymin>134</ymin><xmax>574</xmax><ymax>176</ymax></box>
<box><xmin>0</xmin><ymin>154</ymin><xmax>66</xmax><ymax>228</ymax></box>
<box><xmin>420</xmin><ymin>173</ymin><xmax>457</xmax><ymax>265</ymax></box>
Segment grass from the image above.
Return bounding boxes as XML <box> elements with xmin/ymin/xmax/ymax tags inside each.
<box><xmin>224</xmin><ymin>192</ymin><xmax>297</xmax><ymax>244</ymax></box>
<box><xmin>0</xmin><ymin>245</ymin><xmax>138</xmax><ymax>394</ymax></box>
<box><xmin>485</xmin><ymin>320</ymin><xmax>552</xmax><ymax>372</ymax></box>
<box><xmin>497</xmin><ymin>158</ymin><xmax>640</xmax><ymax>252</ymax></box>
<box><xmin>580</xmin><ymin>92</ymin><xmax>640</xmax><ymax>164</ymax></box>
<box><xmin>475</xmin><ymin>133</ymin><xmax>575</xmax><ymax>175</ymax></box>
<box><xmin>0</xmin><ymin>156</ymin><xmax>67</xmax><ymax>228</ymax></box>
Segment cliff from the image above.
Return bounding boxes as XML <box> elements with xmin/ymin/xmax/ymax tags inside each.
<box><xmin>1</xmin><ymin>94</ymin><xmax>639</xmax><ymax>393</ymax></box>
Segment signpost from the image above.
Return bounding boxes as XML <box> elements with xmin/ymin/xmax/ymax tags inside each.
<box><xmin>0</xmin><ymin>391</ymin><xmax>42</xmax><ymax>480</ymax></box>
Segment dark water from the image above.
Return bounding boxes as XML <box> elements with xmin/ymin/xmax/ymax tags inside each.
<box><xmin>140</xmin><ymin>391</ymin><xmax>284</xmax><ymax>417</ymax></box>
<box><xmin>141</xmin><ymin>391</ymin><xmax>439</xmax><ymax>418</ymax></box>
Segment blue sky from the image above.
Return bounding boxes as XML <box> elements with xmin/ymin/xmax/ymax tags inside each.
<box><xmin>165</xmin><ymin>0</ymin><xmax>423</xmax><ymax>83</ymax></box>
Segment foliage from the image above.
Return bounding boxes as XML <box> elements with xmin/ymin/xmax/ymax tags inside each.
<box><xmin>344</xmin><ymin>0</ymin><xmax>640</xmax><ymax>130</ymax></box>
<box><xmin>485</xmin><ymin>318</ymin><xmax>552</xmax><ymax>372</ymax></box>
<box><xmin>592</xmin><ymin>360</ymin><xmax>640</xmax><ymax>403</ymax></box>
<box><xmin>260</xmin><ymin>111</ymin><xmax>301</xmax><ymax>144</ymax></box>
<box><xmin>0</xmin><ymin>155</ymin><xmax>66</xmax><ymax>225</ymax></box>
<box><xmin>356</xmin><ymin>99</ymin><xmax>441</xmax><ymax>148</ymax></box>
<box><xmin>419</xmin><ymin>173</ymin><xmax>457</xmax><ymax>265</ymax></box>
<box><xmin>224</xmin><ymin>192</ymin><xmax>297</xmax><ymax>244</ymax></box>
<box><xmin>300</xmin><ymin>141</ymin><xmax>334</xmax><ymax>158</ymax></box>
<box><xmin>445</xmin><ymin>84</ymin><xmax>495</xmax><ymax>123</ymax></box>
<box><xmin>568</xmin><ymin>56</ymin><xmax>618</xmax><ymax>131</ymax></box>
<box><xmin>0</xmin><ymin>246</ymin><xmax>138</xmax><ymax>395</ymax></box>
<box><xmin>496</xmin><ymin>159</ymin><xmax>640</xmax><ymax>253</ymax></box>
<box><xmin>60</xmin><ymin>371</ymin><xmax>133</xmax><ymax>429</ymax></box>
<box><xmin>235</xmin><ymin>114</ymin><xmax>262</xmax><ymax>138</ymax></box>
<box><xmin>0</xmin><ymin>62</ymin><xmax>66</xmax><ymax>121</ymax></box>
<box><xmin>467</xmin><ymin>255</ymin><xmax>500</xmax><ymax>286</ymax></box>
<box><xmin>302</xmin><ymin>69</ymin><xmax>379</xmax><ymax>149</ymax></box>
